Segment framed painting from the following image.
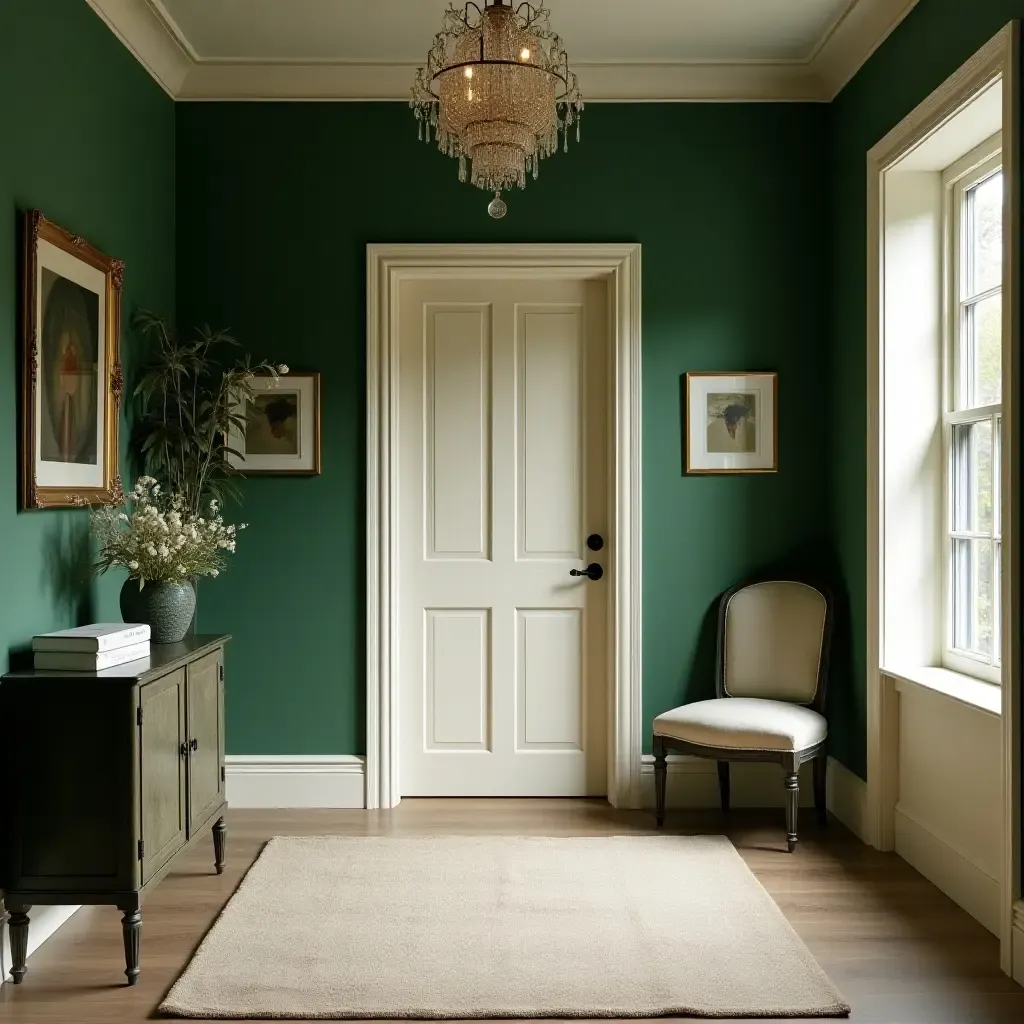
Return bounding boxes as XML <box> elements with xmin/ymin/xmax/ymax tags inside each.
<box><xmin>227</xmin><ymin>372</ymin><xmax>321</xmax><ymax>476</ymax></box>
<box><xmin>684</xmin><ymin>372</ymin><xmax>778</xmax><ymax>474</ymax></box>
<box><xmin>20</xmin><ymin>211</ymin><xmax>124</xmax><ymax>509</ymax></box>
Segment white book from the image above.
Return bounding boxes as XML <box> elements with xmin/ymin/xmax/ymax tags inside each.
<box><xmin>33</xmin><ymin>640</ymin><xmax>152</xmax><ymax>672</ymax></box>
<box><xmin>32</xmin><ymin>623</ymin><xmax>151</xmax><ymax>654</ymax></box>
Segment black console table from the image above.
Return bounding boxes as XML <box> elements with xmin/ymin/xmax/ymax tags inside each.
<box><xmin>0</xmin><ymin>634</ymin><xmax>229</xmax><ymax>985</ymax></box>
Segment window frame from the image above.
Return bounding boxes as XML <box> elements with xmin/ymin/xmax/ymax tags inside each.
<box><xmin>942</xmin><ymin>133</ymin><xmax>1003</xmax><ymax>684</ymax></box>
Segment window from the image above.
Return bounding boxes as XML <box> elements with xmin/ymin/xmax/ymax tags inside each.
<box><xmin>943</xmin><ymin>138</ymin><xmax>1003</xmax><ymax>683</ymax></box>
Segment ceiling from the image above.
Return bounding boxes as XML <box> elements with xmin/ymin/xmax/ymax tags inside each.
<box><xmin>87</xmin><ymin>0</ymin><xmax>920</xmax><ymax>101</ymax></box>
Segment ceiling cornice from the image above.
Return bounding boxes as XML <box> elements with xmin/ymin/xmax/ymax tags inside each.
<box><xmin>813</xmin><ymin>0</ymin><xmax>921</xmax><ymax>99</ymax></box>
<box><xmin>84</xmin><ymin>0</ymin><xmax>191</xmax><ymax>97</ymax></box>
<box><xmin>85</xmin><ymin>0</ymin><xmax>920</xmax><ymax>103</ymax></box>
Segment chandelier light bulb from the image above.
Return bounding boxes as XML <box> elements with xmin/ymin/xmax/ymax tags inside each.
<box><xmin>411</xmin><ymin>0</ymin><xmax>584</xmax><ymax>217</ymax></box>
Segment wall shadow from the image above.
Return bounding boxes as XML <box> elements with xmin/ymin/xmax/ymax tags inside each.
<box><xmin>41</xmin><ymin>514</ymin><xmax>95</xmax><ymax>628</ymax></box>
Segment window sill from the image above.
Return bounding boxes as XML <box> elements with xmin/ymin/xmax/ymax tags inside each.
<box><xmin>882</xmin><ymin>665</ymin><xmax>1001</xmax><ymax>716</ymax></box>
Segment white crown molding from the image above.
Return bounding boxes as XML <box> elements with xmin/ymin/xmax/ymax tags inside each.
<box><xmin>84</xmin><ymin>0</ymin><xmax>191</xmax><ymax>97</ymax></box>
<box><xmin>812</xmin><ymin>0</ymin><xmax>921</xmax><ymax>99</ymax></box>
<box><xmin>87</xmin><ymin>0</ymin><xmax>919</xmax><ymax>102</ymax></box>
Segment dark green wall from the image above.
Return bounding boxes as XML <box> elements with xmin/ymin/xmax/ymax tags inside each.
<box><xmin>176</xmin><ymin>102</ymin><xmax>832</xmax><ymax>756</ymax></box>
<box><xmin>829</xmin><ymin>0</ymin><xmax>1024</xmax><ymax>777</ymax></box>
<box><xmin>0</xmin><ymin>1</ymin><xmax>175</xmax><ymax>670</ymax></box>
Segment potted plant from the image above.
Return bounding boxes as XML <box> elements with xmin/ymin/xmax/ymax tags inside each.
<box><xmin>131</xmin><ymin>310</ymin><xmax>286</xmax><ymax>513</ymax></box>
<box><xmin>84</xmin><ymin>477</ymin><xmax>246</xmax><ymax>643</ymax></box>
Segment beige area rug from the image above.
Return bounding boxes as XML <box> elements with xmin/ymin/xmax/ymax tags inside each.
<box><xmin>161</xmin><ymin>835</ymin><xmax>850</xmax><ymax>1020</ymax></box>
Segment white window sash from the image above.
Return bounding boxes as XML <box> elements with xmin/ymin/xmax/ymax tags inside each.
<box><xmin>942</xmin><ymin>136</ymin><xmax>1003</xmax><ymax>684</ymax></box>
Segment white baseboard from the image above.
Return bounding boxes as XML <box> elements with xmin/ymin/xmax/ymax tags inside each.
<box><xmin>639</xmin><ymin>753</ymin><xmax>863</xmax><ymax>812</ymax></box>
<box><xmin>894</xmin><ymin>805</ymin><xmax>1000</xmax><ymax>935</ymax></box>
<box><xmin>0</xmin><ymin>904</ymin><xmax>79</xmax><ymax>986</ymax></box>
<box><xmin>225</xmin><ymin>755</ymin><xmax>366</xmax><ymax>808</ymax></box>
<box><xmin>1012</xmin><ymin>901</ymin><xmax>1024</xmax><ymax>986</ymax></box>
<box><xmin>824</xmin><ymin>756</ymin><xmax>869</xmax><ymax>842</ymax></box>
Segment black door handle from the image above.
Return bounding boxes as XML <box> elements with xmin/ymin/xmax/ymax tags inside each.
<box><xmin>570</xmin><ymin>563</ymin><xmax>604</xmax><ymax>581</ymax></box>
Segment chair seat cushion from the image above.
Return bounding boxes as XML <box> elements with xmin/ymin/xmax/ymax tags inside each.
<box><xmin>653</xmin><ymin>697</ymin><xmax>827</xmax><ymax>753</ymax></box>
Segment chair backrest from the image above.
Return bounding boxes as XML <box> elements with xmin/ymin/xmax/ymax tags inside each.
<box><xmin>717</xmin><ymin>579</ymin><xmax>832</xmax><ymax>707</ymax></box>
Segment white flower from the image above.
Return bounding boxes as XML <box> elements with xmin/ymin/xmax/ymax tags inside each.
<box><xmin>158</xmin><ymin>544</ymin><xmax>169</xmax><ymax>558</ymax></box>
<box><xmin>210</xmin><ymin>569</ymin><xmax>219</xmax><ymax>577</ymax></box>
<box><xmin>118</xmin><ymin>513</ymin><xmax>128</xmax><ymax>521</ymax></box>
<box><xmin>177</xmin><ymin>565</ymin><xmax>186</xmax><ymax>573</ymax></box>
<box><xmin>147</xmin><ymin>545</ymin><xmax>157</xmax><ymax>556</ymax></box>
<box><xmin>128</xmin><ymin>560</ymin><xmax>139</xmax><ymax>570</ymax></box>
<box><xmin>277</xmin><ymin>364</ymin><xmax>289</xmax><ymax>375</ymax></box>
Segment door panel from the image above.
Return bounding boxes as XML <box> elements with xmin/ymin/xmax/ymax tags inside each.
<box><xmin>516</xmin><ymin>609</ymin><xmax>583</xmax><ymax>750</ymax></box>
<box><xmin>186</xmin><ymin>650</ymin><xmax>224</xmax><ymax>833</ymax></box>
<box><xmin>399</xmin><ymin>277</ymin><xmax>608</xmax><ymax>796</ymax></box>
<box><xmin>426</xmin><ymin>306</ymin><xmax>492</xmax><ymax>560</ymax></box>
<box><xmin>139</xmin><ymin>669</ymin><xmax>186</xmax><ymax>883</ymax></box>
<box><xmin>517</xmin><ymin>307</ymin><xmax>582</xmax><ymax>560</ymax></box>
<box><xmin>425</xmin><ymin>608</ymin><xmax>491</xmax><ymax>751</ymax></box>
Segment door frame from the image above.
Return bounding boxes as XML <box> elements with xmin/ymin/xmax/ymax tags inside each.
<box><xmin>366</xmin><ymin>243</ymin><xmax>642</xmax><ymax>809</ymax></box>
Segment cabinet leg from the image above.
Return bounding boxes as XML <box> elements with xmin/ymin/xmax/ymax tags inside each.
<box><xmin>213</xmin><ymin>816</ymin><xmax>227</xmax><ymax>874</ymax></box>
<box><xmin>7</xmin><ymin>905</ymin><xmax>30</xmax><ymax>984</ymax></box>
<box><xmin>119</xmin><ymin>907</ymin><xmax>141</xmax><ymax>986</ymax></box>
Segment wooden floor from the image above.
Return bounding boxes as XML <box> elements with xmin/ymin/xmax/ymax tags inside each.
<box><xmin>1</xmin><ymin>800</ymin><xmax>1021</xmax><ymax>1023</ymax></box>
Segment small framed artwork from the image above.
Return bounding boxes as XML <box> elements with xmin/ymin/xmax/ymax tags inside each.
<box><xmin>20</xmin><ymin>211</ymin><xmax>124</xmax><ymax>509</ymax></box>
<box><xmin>684</xmin><ymin>372</ymin><xmax>778</xmax><ymax>474</ymax></box>
<box><xmin>227</xmin><ymin>372</ymin><xmax>321</xmax><ymax>476</ymax></box>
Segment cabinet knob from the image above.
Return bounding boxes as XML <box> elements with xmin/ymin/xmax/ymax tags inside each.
<box><xmin>179</xmin><ymin>742</ymin><xmax>188</xmax><ymax>759</ymax></box>
<box><xmin>190</xmin><ymin>738</ymin><xmax>199</xmax><ymax>753</ymax></box>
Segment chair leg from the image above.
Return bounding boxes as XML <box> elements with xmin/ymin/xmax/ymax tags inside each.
<box><xmin>653</xmin><ymin>736</ymin><xmax>667</xmax><ymax>828</ymax></box>
<box><xmin>813</xmin><ymin>755</ymin><xmax>827</xmax><ymax>825</ymax></box>
<box><xmin>784</xmin><ymin>770</ymin><xmax>800</xmax><ymax>853</ymax></box>
<box><xmin>716</xmin><ymin>761</ymin><xmax>731</xmax><ymax>812</ymax></box>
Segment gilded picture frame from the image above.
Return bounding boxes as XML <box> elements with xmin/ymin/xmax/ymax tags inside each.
<box><xmin>20</xmin><ymin>211</ymin><xmax>124</xmax><ymax>509</ymax></box>
<box><xmin>226</xmin><ymin>371</ymin><xmax>322</xmax><ymax>476</ymax></box>
<box><xmin>684</xmin><ymin>371</ymin><xmax>778</xmax><ymax>474</ymax></box>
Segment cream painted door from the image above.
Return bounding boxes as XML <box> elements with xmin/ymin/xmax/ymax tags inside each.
<box><xmin>398</xmin><ymin>275</ymin><xmax>608</xmax><ymax>796</ymax></box>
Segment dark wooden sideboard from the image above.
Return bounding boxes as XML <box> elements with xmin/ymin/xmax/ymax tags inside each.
<box><xmin>0</xmin><ymin>634</ymin><xmax>230</xmax><ymax>985</ymax></box>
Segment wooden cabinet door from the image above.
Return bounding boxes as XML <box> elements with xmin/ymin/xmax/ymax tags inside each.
<box><xmin>186</xmin><ymin>649</ymin><xmax>224</xmax><ymax>834</ymax></box>
<box><xmin>139</xmin><ymin>669</ymin><xmax>187</xmax><ymax>884</ymax></box>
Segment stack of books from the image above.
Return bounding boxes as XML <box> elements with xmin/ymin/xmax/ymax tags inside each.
<box><xmin>32</xmin><ymin>623</ymin><xmax>152</xmax><ymax>672</ymax></box>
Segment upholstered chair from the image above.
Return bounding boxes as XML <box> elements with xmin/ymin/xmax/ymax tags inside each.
<box><xmin>652</xmin><ymin>579</ymin><xmax>833</xmax><ymax>852</ymax></box>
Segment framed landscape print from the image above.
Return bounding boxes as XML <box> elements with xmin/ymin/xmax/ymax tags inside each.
<box><xmin>684</xmin><ymin>372</ymin><xmax>778</xmax><ymax>474</ymax></box>
<box><xmin>20</xmin><ymin>211</ymin><xmax>124</xmax><ymax>509</ymax></box>
<box><xmin>227</xmin><ymin>372</ymin><xmax>321</xmax><ymax>476</ymax></box>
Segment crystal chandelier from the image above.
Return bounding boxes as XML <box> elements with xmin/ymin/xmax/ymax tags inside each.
<box><xmin>411</xmin><ymin>0</ymin><xmax>583</xmax><ymax>218</ymax></box>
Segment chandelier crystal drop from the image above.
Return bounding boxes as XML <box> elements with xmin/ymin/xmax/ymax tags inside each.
<box><xmin>411</xmin><ymin>0</ymin><xmax>584</xmax><ymax>218</ymax></box>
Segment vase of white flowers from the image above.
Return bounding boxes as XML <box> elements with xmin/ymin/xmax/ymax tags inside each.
<box><xmin>86</xmin><ymin>477</ymin><xmax>246</xmax><ymax>643</ymax></box>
